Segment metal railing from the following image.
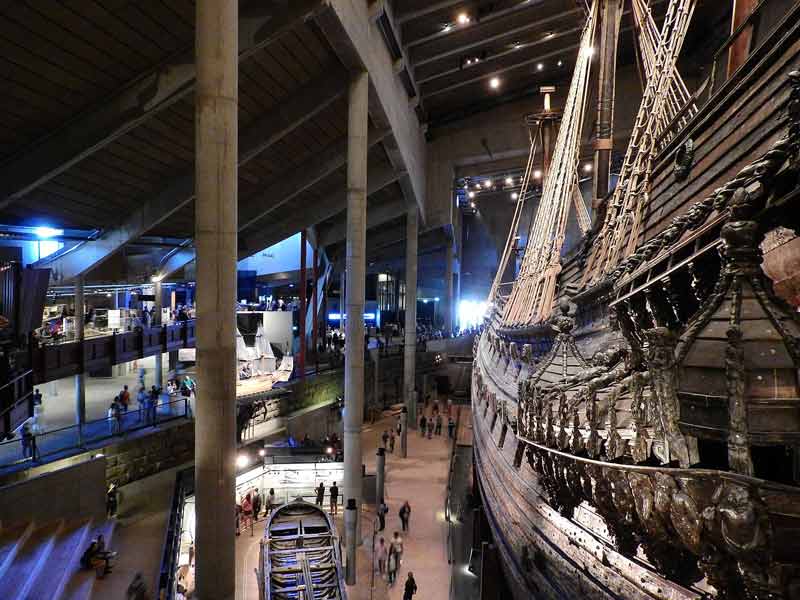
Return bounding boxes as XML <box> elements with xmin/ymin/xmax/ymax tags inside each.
<box><xmin>158</xmin><ymin>467</ymin><xmax>194</xmax><ymax>600</ymax></box>
<box><xmin>0</xmin><ymin>396</ymin><xmax>192</xmax><ymax>471</ymax></box>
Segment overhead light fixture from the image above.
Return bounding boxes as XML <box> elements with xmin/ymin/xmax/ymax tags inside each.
<box><xmin>457</xmin><ymin>12</ymin><xmax>470</xmax><ymax>24</ymax></box>
<box><xmin>34</xmin><ymin>226</ymin><xmax>64</xmax><ymax>239</ymax></box>
<box><xmin>236</xmin><ymin>454</ymin><xmax>250</xmax><ymax>468</ymax></box>
<box><xmin>258</xmin><ymin>448</ymin><xmax>266</xmax><ymax>457</ymax></box>
<box><xmin>505</xmin><ymin>177</ymin><xmax>513</xmax><ymax>185</ymax></box>
<box><xmin>558</xmin><ymin>60</ymin><xmax>563</xmax><ymax>67</ymax></box>
<box><xmin>489</xmin><ymin>77</ymin><xmax>500</xmax><ymax>89</ymax></box>
<box><xmin>470</xmin><ymin>202</ymin><xmax>476</xmax><ymax>208</ymax></box>
<box><xmin>584</xmin><ymin>163</ymin><xmax>593</xmax><ymax>172</ymax></box>
<box><xmin>545</xmin><ymin>32</ymin><xmax>556</xmax><ymax>39</ymax></box>
<box><xmin>443</xmin><ymin>23</ymin><xmax>453</xmax><ymax>32</ymax></box>
<box><xmin>468</xmin><ymin>191</ymin><xmax>476</xmax><ymax>198</ymax></box>
<box><xmin>537</xmin><ymin>63</ymin><xmax>544</xmax><ymax>71</ymax></box>
<box><xmin>151</xmin><ymin>274</ymin><xmax>164</xmax><ymax>283</ymax></box>
<box><xmin>511</xmin><ymin>192</ymin><xmax>519</xmax><ymax>200</ymax></box>
<box><xmin>533</xmin><ymin>169</ymin><xmax>542</xmax><ymax>179</ymax></box>
<box><xmin>484</xmin><ymin>179</ymin><xmax>493</xmax><ymax>188</ymax></box>
<box><xmin>475</xmin><ymin>184</ymin><xmax>482</xmax><ymax>190</ymax></box>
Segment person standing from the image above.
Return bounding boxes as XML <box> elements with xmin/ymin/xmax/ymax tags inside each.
<box><xmin>381</xmin><ymin>429</ymin><xmax>389</xmax><ymax>449</ymax></box>
<box><xmin>419</xmin><ymin>414</ymin><xmax>427</xmax><ymax>437</ymax></box>
<box><xmin>389</xmin><ymin>429</ymin><xmax>396</xmax><ymax>453</ymax></box>
<box><xmin>329</xmin><ymin>482</ymin><xmax>339</xmax><ymax>515</ymax></box>
<box><xmin>21</xmin><ymin>423</ymin><xmax>35</xmax><ymax>460</ymax></box>
<box><xmin>390</xmin><ymin>531</ymin><xmax>404</xmax><ymax>566</ymax></box>
<box><xmin>267</xmin><ymin>488</ymin><xmax>276</xmax><ymax>515</ymax></box>
<box><xmin>376</xmin><ymin>537</ymin><xmax>388</xmax><ymax>577</ymax></box>
<box><xmin>403</xmin><ymin>572</ymin><xmax>418</xmax><ymax>600</ymax></box>
<box><xmin>316</xmin><ymin>482</ymin><xmax>325</xmax><ymax>507</ymax></box>
<box><xmin>241</xmin><ymin>493</ymin><xmax>254</xmax><ymax>537</ymax></box>
<box><xmin>387</xmin><ymin>545</ymin><xmax>398</xmax><ymax>585</ymax></box>
<box><xmin>378</xmin><ymin>498</ymin><xmax>388</xmax><ymax>531</ymax></box>
<box><xmin>149</xmin><ymin>386</ymin><xmax>160</xmax><ymax>424</ymax></box>
<box><xmin>252</xmin><ymin>488</ymin><xmax>262</xmax><ymax>521</ymax></box>
<box><xmin>137</xmin><ymin>387</ymin><xmax>147</xmax><ymax>422</ymax></box>
<box><xmin>448</xmin><ymin>416</ymin><xmax>456</xmax><ymax>439</ymax></box>
<box><xmin>426</xmin><ymin>418</ymin><xmax>434</xmax><ymax>439</ymax></box>
<box><xmin>396</xmin><ymin>415</ymin><xmax>402</xmax><ymax>437</ymax></box>
<box><xmin>399</xmin><ymin>501</ymin><xmax>411</xmax><ymax>533</ymax></box>
<box><xmin>119</xmin><ymin>385</ymin><xmax>131</xmax><ymax>413</ymax></box>
<box><xmin>435</xmin><ymin>413</ymin><xmax>443</xmax><ymax>436</ymax></box>
<box><xmin>32</xmin><ymin>388</ymin><xmax>42</xmax><ymax>406</ymax></box>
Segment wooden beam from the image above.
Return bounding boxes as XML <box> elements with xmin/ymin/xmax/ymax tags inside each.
<box><xmin>318</xmin><ymin>195</ymin><xmax>407</xmax><ymax>247</ymax></box>
<box><xmin>0</xmin><ymin>0</ymin><xmax>324</xmax><ymax>211</ymax></box>
<box><xmin>396</xmin><ymin>0</ymin><xmax>465</xmax><ymax>25</ymax></box>
<box><xmin>37</xmin><ymin>69</ymin><xmax>345</xmax><ymax>282</ymax></box>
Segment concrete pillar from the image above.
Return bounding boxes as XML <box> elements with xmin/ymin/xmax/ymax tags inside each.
<box><xmin>343</xmin><ymin>71</ymin><xmax>368</xmax><ymax>551</ymax></box>
<box><xmin>340</xmin><ymin>270</ymin><xmax>346</xmax><ymax>326</ymax></box>
<box><xmin>403</xmin><ymin>207</ymin><xmax>418</xmax><ymax>431</ymax></box>
<box><xmin>194</xmin><ymin>0</ymin><xmax>238</xmax><ymax>597</ymax></box>
<box><xmin>445</xmin><ymin>241</ymin><xmax>454</xmax><ymax>335</ymax></box>
<box><xmin>312</xmin><ymin>242</ymin><xmax>319</xmax><ymax>361</ymax></box>
<box><xmin>299</xmin><ymin>229</ymin><xmax>307</xmax><ymax>379</ymax></box>
<box><xmin>74</xmin><ymin>276</ymin><xmax>85</xmax><ymax>441</ymax></box>
<box><xmin>400</xmin><ymin>406</ymin><xmax>408</xmax><ymax>458</ymax></box>
<box><xmin>376</xmin><ymin>447</ymin><xmax>385</xmax><ymax>504</ymax></box>
<box><xmin>344</xmin><ymin>498</ymin><xmax>358</xmax><ymax>585</ymax></box>
<box><xmin>154</xmin><ymin>281</ymin><xmax>163</xmax><ymax>388</ymax></box>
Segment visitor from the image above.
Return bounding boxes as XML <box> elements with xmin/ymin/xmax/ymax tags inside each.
<box><xmin>403</xmin><ymin>572</ymin><xmax>418</xmax><ymax>600</ymax></box>
<box><xmin>419</xmin><ymin>414</ymin><xmax>427</xmax><ymax>436</ymax></box>
<box><xmin>376</xmin><ymin>536</ymin><xmax>388</xmax><ymax>576</ymax></box>
<box><xmin>267</xmin><ymin>488</ymin><xmax>276</xmax><ymax>514</ymax></box>
<box><xmin>126</xmin><ymin>572</ymin><xmax>149</xmax><ymax>600</ymax></box>
<box><xmin>387</xmin><ymin>544</ymin><xmax>398</xmax><ymax>585</ymax></box>
<box><xmin>241</xmin><ymin>493</ymin><xmax>254</xmax><ymax>536</ymax></box>
<box><xmin>448</xmin><ymin>416</ymin><xmax>456</xmax><ymax>439</ymax></box>
<box><xmin>21</xmin><ymin>423</ymin><xmax>36</xmax><ymax>460</ymax></box>
<box><xmin>427</xmin><ymin>418</ymin><xmax>434</xmax><ymax>439</ymax></box>
<box><xmin>235</xmin><ymin>500</ymin><xmax>241</xmax><ymax>536</ymax></box>
<box><xmin>119</xmin><ymin>385</ymin><xmax>130</xmax><ymax>413</ymax></box>
<box><xmin>435</xmin><ymin>413</ymin><xmax>443</xmax><ymax>436</ymax></box>
<box><xmin>109</xmin><ymin>400</ymin><xmax>122</xmax><ymax>435</ymax></box>
<box><xmin>399</xmin><ymin>501</ymin><xmax>411</xmax><ymax>533</ymax></box>
<box><xmin>137</xmin><ymin>387</ymin><xmax>147</xmax><ymax>422</ymax></box>
<box><xmin>396</xmin><ymin>415</ymin><xmax>402</xmax><ymax>437</ymax></box>
<box><xmin>389</xmin><ymin>429</ymin><xmax>396</xmax><ymax>453</ymax></box>
<box><xmin>378</xmin><ymin>498</ymin><xmax>388</xmax><ymax>531</ymax></box>
<box><xmin>330</xmin><ymin>481</ymin><xmax>339</xmax><ymax>515</ymax></box>
<box><xmin>316</xmin><ymin>482</ymin><xmax>325</xmax><ymax>507</ymax></box>
<box><xmin>390</xmin><ymin>531</ymin><xmax>404</xmax><ymax>565</ymax></box>
<box><xmin>381</xmin><ymin>430</ymin><xmax>389</xmax><ymax>449</ymax></box>
<box><xmin>107</xmin><ymin>483</ymin><xmax>118</xmax><ymax>517</ymax></box>
<box><xmin>252</xmin><ymin>488</ymin><xmax>262</xmax><ymax>521</ymax></box>
<box><xmin>33</xmin><ymin>388</ymin><xmax>42</xmax><ymax>405</ymax></box>
<box><xmin>149</xmin><ymin>386</ymin><xmax>160</xmax><ymax>424</ymax></box>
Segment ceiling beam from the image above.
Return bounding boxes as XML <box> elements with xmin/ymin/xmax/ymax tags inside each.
<box><xmin>317</xmin><ymin>194</ymin><xmax>407</xmax><ymax>247</ymax></box>
<box><xmin>314</xmin><ymin>1</ymin><xmax>427</xmax><ymax>217</ymax></box>
<box><xmin>238</xmin><ymin>162</ymin><xmax>400</xmax><ymax>258</ymax></box>
<box><xmin>238</xmin><ymin>126</ymin><xmax>390</xmax><ymax>233</ymax></box>
<box><xmin>395</xmin><ymin>0</ymin><xmax>464</xmax><ymax>25</ymax></box>
<box><xmin>36</xmin><ymin>69</ymin><xmax>346</xmax><ymax>283</ymax></box>
<box><xmin>0</xmin><ymin>0</ymin><xmax>324</xmax><ymax>211</ymax></box>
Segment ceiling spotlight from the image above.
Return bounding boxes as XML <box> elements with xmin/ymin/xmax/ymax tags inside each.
<box><xmin>258</xmin><ymin>448</ymin><xmax>266</xmax><ymax>457</ymax></box>
<box><xmin>475</xmin><ymin>183</ymin><xmax>482</xmax><ymax>190</ymax></box>
<box><xmin>484</xmin><ymin>179</ymin><xmax>493</xmax><ymax>188</ymax></box>
<box><xmin>236</xmin><ymin>454</ymin><xmax>250</xmax><ymax>469</ymax></box>
<box><xmin>511</xmin><ymin>192</ymin><xmax>519</xmax><ymax>200</ymax></box>
<box><xmin>537</xmin><ymin>63</ymin><xmax>544</xmax><ymax>71</ymax></box>
<box><xmin>545</xmin><ymin>32</ymin><xmax>556</xmax><ymax>39</ymax></box>
<box><xmin>470</xmin><ymin>202</ymin><xmax>476</xmax><ymax>208</ymax></box>
<box><xmin>457</xmin><ymin>12</ymin><xmax>470</xmax><ymax>24</ymax></box>
<box><xmin>443</xmin><ymin>23</ymin><xmax>453</xmax><ymax>32</ymax></box>
<box><xmin>468</xmin><ymin>191</ymin><xmax>476</xmax><ymax>198</ymax></box>
<box><xmin>489</xmin><ymin>77</ymin><xmax>500</xmax><ymax>89</ymax></box>
<box><xmin>558</xmin><ymin>60</ymin><xmax>563</xmax><ymax>67</ymax></box>
<box><xmin>505</xmin><ymin>177</ymin><xmax>513</xmax><ymax>185</ymax></box>
<box><xmin>585</xmin><ymin>46</ymin><xmax>595</xmax><ymax>57</ymax></box>
<box><xmin>533</xmin><ymin>169</ymin><xmax>542</xmax><ymax>179</ymax></box>
<box><xmin>466</xmin><ymin>58</ymin><xmax>472</xmax><ymax>65</ymax></box>
<box><xmin>584</xmin><ymin>163</ymin><xmax>593</xmax><ymax>172</ymax></box>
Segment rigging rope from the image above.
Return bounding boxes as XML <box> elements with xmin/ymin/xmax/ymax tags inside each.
<box><xmin>581</xmin><ymin>0</ymin><xmax>696</xmax><ymax>288</ymax></box>
<box><xmin>499</xmin><ymin>0</ymin><xmax>599</xmax><ymax>327</ymax></box>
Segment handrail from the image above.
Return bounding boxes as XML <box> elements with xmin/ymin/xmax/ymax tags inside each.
<box><xmin>0</xmin><ymin>369</ymin><xmax>33</xmax><ymax>421</ymax></box>
<box><xmin>157</xmin><ymin>467</ymin><xmax>194</xmax><ymax>600</ymax></box>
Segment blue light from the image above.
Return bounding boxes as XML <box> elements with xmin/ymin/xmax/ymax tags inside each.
<box><xmin>328</xmin><ymin>313</ymin><xmax>342</xmax><ymax>320</ymax></box>
<box><xmin>34</xmin><ymin>227</ymin><xmax>64</xmax><ymax>239</ymax></box>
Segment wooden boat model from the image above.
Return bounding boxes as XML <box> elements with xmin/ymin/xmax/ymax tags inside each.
<box><xmin>472</xmin><ymin>3</ymin><xmax>800</xmax><ymax>599</ymax></box>
<box><xmin>258</xmin><ymin>500</ymin><xmax>346</xmax><ymax>600</ymax></box>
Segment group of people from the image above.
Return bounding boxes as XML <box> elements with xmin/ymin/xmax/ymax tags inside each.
<box><xmin>79</xmin><ymin>534</ymin><xmax>116</xmax><ymax>578</ymax></box>
<box><xmin>107</xmin><ymin>384</ymin><xmax>162</xmax><ymax>434</ymax></box>
<box><xmin>419</xmin><ymin>401</ymin><xmax>456</xmax><ymax>440</ymax></box>
<box><xmin>375</xmin><ymin>500</ymin><xmax>416</xmax><ymax>598</ymax></box>
<box><xmin>314</xmin><ymin>481</ymin><xmax>340</xmax><ymax>514</ymax></box>
<box><xmin>236</xmin><ymin>487</ymin><xmax>276</xmax><ymax>536</ymax></box>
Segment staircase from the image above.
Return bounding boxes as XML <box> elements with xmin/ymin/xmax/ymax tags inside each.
<box><xmin>0</xmin><ymin>517</ymin><xmax>116</xmax><ymax>600</ymax></box>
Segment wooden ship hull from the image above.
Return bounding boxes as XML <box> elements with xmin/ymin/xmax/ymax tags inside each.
<box><xmin>472</xmin><ymin>4</ymin><xmax>800</xmax><ymax>599</ymax></box>
<box><xmin>258</xmin><ymin>500</ymin><xmax>346</xmax><ymax>600</ymax></box>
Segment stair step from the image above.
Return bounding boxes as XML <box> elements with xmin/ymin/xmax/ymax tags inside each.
<box><xmin>0</xmin><ymin>521</ymin><xmax>35</xmax><ymax>583</ymax></box>
<box><xmin>59</xmin><ymin>520</ymin><xmax>116</xmax><ymax>600</ymax></box>
<box><xmin>26</xmin><ymin>519</ymin><xmax>93</xmax><ymax>600</ymax></box>
<box><xmin>0</xmin><ymin>520</ymin><xmax>64</xmax><ymax>599</ymax></box>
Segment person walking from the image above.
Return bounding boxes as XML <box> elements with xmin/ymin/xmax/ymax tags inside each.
<box><xmin>109</xmin><ymin>400</ymin><xmax>121</xmax><ymax>435</ymax></box>
<box><xmin>21</xmin><ymin>423</ymin><xmax>35</xmax><ymax>460</ymax></box>
<box><xmin>390</xmin><ymin>530</ymin><xmax>404</xmax><ymax>568</ymax></box>
<box><xmin>396</xmin><ymin>415</ymin><xmax>402</xmax><ymax>437</ymax></box>
<box><xmin>419</xmin><ymin>414</ymin><xmax>427</xmax><ymax>437</ymax></box>
<box><xmin>329</xmin><ymin>482</ymin><xmax>339</xmax><ymax>515</ymax></box>
<box><xmin>377</xmin><ymin>498</ymin><xmax>388</xmax><ymax>531</ymax></box>
<box><xmin>387</xmin><ymin>545</ymin><xmax>398</xmax><ymax>585</ymax></box>
<box><xmin>435</xmin><ymin>413</ymin><xmax>443</xmax><ymax>436</ymax></box>
<box><xmin>33</xmin><ymin>388</ymin><xmax>42</xmax><ymax>406</ymax></box>
<box><xmin>252</xmin><ymin>488</ymin><xmax>262</xmax><ymax>521</ymax></box>
<box><xmin>119</xmin><ymin>385</ymin><xmax>130</xmax><ymax>413</ymax></box>
<box><xmin>389</xmin><ymin>429</ymin><xmax>396</xmax><ymax>453</ymax></box>
<box><xmin>267</xmin><ymin>488</ymin><xmax>276</xmax><ymax>516</ymax></box>
<box><xmin>381</xmin><ymin>429</ymin><xmax>389</xmax><ymax>449</ymax></box>
<box><xmin>448</xmin><ymin>416</ymin><xmax>456</xmax><ymax>439</ymax></box>
<box><xmin>426</xmin><ymin>418</ymin><xmax>434</xmax><ymax>439</ymax></box>
<box><xmin>241</xmin><ymin>493</ymin><xmax>254</xmax><ymax>537</ymax></box>
<box><xmin>399</xmin><ymin>501</ymin><xmax>411</xmax><ymax>533</ymax></box>
<box><xmin>149</xmin><ymin>386</ymin><xmax>160</xmax><ymax>424</ymax></box>
<box><xmin>316</xmin><ymin>482</ymin><xmax>325</xmax><ymax>507</ymax></box>
<box><xmin>136</xmin><ymin>387</ymin><xmax>147</xmax><ymax>422</ymax></box>
<box><xmin>376</xmin><ymin>537</ymin><xmax>388</xmax><ymax>577</ymax></box>
<box><xmin>403</xmin><ymin>572</ymin><xmax>418</xmax><ymax>600</ymax></box>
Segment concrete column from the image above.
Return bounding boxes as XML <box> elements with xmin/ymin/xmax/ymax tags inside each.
<box><xmin>154</xmin><ymin>281</ymin><xmax>163</xmax><ymax>388</ymax></box>
<box><xmin>403</xmin><ymin>207</ymin><xmax>418</xmax><ymax>431</ymax></box>
<box><xmin>74</xmin><ymin>276</ymin><xmax>85</xmax><ymax>440</ymax></box>
<box><xmin>299</xmin><ymin>229</ymin><xmax>307</xmax><ymax>379</ymax></box>
<box><xmin>312</xmin><ymin>242</ymin><xmax>319</xmax><ymax>361</ymax></box>
<box><xmin>194</xmin><ymin>0</ymin><xmax>238</xmax><ymax>598</ymax></box>
<box><xmin>344</xmin><ymin>498</ymin><xmax>358</xmax><ymax>585</ymax></box>
<box><xmin>340</xmin><ymin>270</ymin><xmax>346</xmax><ymax>324</ymax></box>
<box><xmin>376</xmin><ymin>447</ymin><xmax>385</xmax><ymax>504</ymax></box>
<box><xmin>343</xmin><ymin>71</ymin><xmax>368</xmax><ymax>554</ymax></box>
<box><xmin>400</xmin><ymin>405</ymin><xmax>408</xmax><ymax>458</ymax></box>
<box><xmin>445</xmin><ymin>241</ymin><xmax>454</xmax><ymax>335</ymax></box>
